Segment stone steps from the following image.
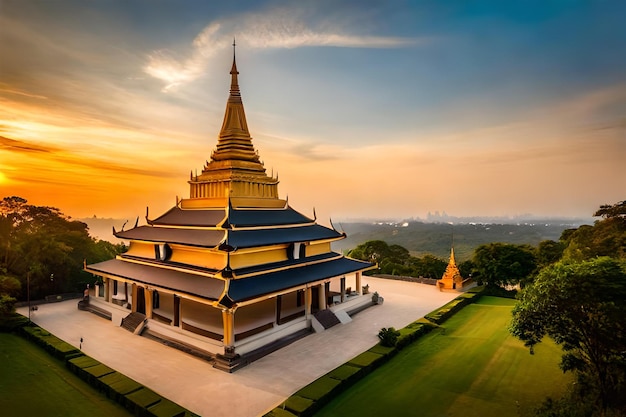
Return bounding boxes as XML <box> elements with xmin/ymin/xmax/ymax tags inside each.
<box><xmin>77</xmin><ymin>300</ymin><xmax>112</xmax><ymax>320</ymax></box>
<box><xmin>121</xmin><ymin>312</ymin><xmax>147</xmax><ymax>334</ymax></box>
<box><xmin>313</xmin><ymin>309</ymin><xmax>341</xmax><ymax>330</ymax></box>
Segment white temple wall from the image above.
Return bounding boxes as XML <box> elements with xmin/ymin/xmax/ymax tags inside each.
<box><xmin>152</xmin><ymin>291</ymin><xmax>175</xmax><ymax>322</ymax></box>
<box><xmin>180</xmin><ymin>298</ymin><xmax>223</xmax><ymax>336</ymax></box>
<box><xmin>234</xmin><ymin>298</ymin><xmax>274</xmax><ymax>333</ymax></box>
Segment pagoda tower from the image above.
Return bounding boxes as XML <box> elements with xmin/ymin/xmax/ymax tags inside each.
<box><xmin>187</xmin><ymin>45</ymin><xmax>280</xmax><ymax>206</ymax></box>
<box><xmin>85</xmin><ymin>45</ymin><xmax>374</xmax><ymax>372</ymax></box>
<box><xmin>437</xmin><ymin>248</ymin><xmax>464</xmax><ymax>290</ymax></box>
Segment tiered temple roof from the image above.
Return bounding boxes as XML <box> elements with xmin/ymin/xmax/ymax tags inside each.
<box><xmin>85</xmin><ymin>45</ymin><xmax>373</xmax><ymax>308</ymax></box>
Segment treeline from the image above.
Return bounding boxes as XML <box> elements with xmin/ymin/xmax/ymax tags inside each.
<box><xmin>349</xmin><ymin>200</ymin><xmax>626</xmax><ymax>289</ymax></box>
<box><xmin>0</xmin><ymin>196</ymin><xmax>126</xmax><ymax>313</ymax></box>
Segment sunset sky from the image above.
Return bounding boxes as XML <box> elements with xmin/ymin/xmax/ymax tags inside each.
<box><xmin>1</xmin><ymin>1</ymin><xmax>624</xmax><ymax>224</ymax></box>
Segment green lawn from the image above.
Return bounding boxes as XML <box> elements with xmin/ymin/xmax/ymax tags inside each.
<box><xmin>0</xmin><ymin>332</ymin><xmax>131</xmax><ymax>417</ymax></box>
<box><xmin>315</xmin><ymin>296</ymin><xmax>571</xmax><ymax>417</ymax></box>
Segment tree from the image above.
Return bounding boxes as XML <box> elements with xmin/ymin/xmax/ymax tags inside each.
<box><xmin>509</xmin><ymin>257</ymin><xmax>626</xmax><ymax>411</ymax></box>
<box><xmin>560</xmin><ymin>200</ymin><xmax>626</xmax><ymax>261</ymax></box>
<box><xmin>536</xmin><ymin>239</ymin><xmax>565</xmax><ymax>268</ymax></box>
<box><xmin>594</xmin><ymin>200</ymin><xmax>626</xmax><ymax>220</ymax></box>
<box><xmin>0</xmin><ymin>196</ymin><xmax>126</xmax><ymax>300</ymax></box>
<box><xmin>378</xmin><ymin>327</ymin><xmax>400</xmax><ymax>347</ymax></box>
<box><xmin>0</xmin><ymin>274</ymin><xmax>21</xmax><ymax>318</ymax></box>
<box><xmin>472</xmin><ymin>243</ymin><xmax>537</xmax><ymax>287</ymax></box>
<box><xmin>410</xmin><ymin>255</ymin><xmax>447</xmax><ymax>279</ymax></box>
<box><xmin>348</xmin><ymin>240</ymin><xmax>392</xmax><ymax>266</ymax></box>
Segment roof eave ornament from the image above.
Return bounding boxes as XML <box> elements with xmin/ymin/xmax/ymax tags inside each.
<box><xmin>146</xmin><ymin>206</ymin><xmax>155</xmax><ymax>226</ymax></box>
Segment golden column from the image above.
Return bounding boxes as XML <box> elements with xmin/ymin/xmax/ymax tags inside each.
<box><xmin>222</xmin><ymin>308</ymin><xmax>235</xmax><ymax>347</ymax></box>
<box><xmin>145</xmin><ymin>289</ymin><xmax>153</xmax><ymax>319</ymax></box>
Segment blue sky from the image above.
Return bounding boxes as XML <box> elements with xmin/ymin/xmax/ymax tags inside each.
<box><xmin>1</xmin><ymin>0</ymin><xmax>624</xmax><ymax>221</ymax></box>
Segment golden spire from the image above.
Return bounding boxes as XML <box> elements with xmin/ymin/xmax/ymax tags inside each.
<box><xmin>212</xmin><ymin>38</ymin><xmax>260</xmax><ymax>163</ymax></box>
<box><xmin>186</xmin><ymin>40</ymin><xmax>280</xmax><ymax>205</ymax></box>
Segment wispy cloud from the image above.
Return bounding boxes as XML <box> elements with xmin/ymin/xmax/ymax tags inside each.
<box><xmin>144</xmin><ymin>8</ymin><xmax>420</xmax><ymax>91</ymax></box>
<box><xmin>0</xmin><ymin>135</ymin><xmax>55</xmax><ymax>153</ymax></box>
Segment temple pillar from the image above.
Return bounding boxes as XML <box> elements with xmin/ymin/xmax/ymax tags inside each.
<box><xmin>145</xmin><ymin>289</ymin><xmax>153</xmax><ymax>319</ymax></box>
<box><xmin>214</xmin><ymin>308</ymin><xmax>242</xmax><ymax>373</ymax></box>
<box><xmin>356</xmin><ymin>272</ymin><xmax>362</xmax><ymax>295</ymax></box>
<box><xmin>222</xmin><ymin>309</ymin><xmax>235</xmax><ymax>347</ymax></box>
<box><xmin>275</xmin><ymin>294</ymin><xmax>282</xmax><ymax>324</ymax></box>
<box><xmin>131</xmin><ymin>283</ymin><xmax>137</xmax><ymax>312</ymax></box>
<box><xmin>305</xmin><ymin>287</ymin><xmax>312</xmax><ymax>319</ymax></box>
<box><xmin>318</xmin><ymin>283</ymin><xmax>326</xmax><ymax>310</ymax></box>
<box><xmin>340</xmin><ymin>277</ymin><xmax>346</xmax><ymax>303</ymax></box>
<box><xmin>104</xmin><ymin>278</ymin><xmax>111</xmax><ymax>303</ymax></box>
<box><xmin>173</xmin><ymin>295</ymin><xmax>180</xmax><ymax>327</ymax></box>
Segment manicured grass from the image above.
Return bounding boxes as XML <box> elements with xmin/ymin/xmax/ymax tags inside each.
<box><xmin>0</xmin><ymin>332</ymin><xmax>131</xmax><ymax>417</ymax></box>
<box><xmin>315</xmin><ymin>296</ymin><xmax>571</xmax><ymax>417</ymax></box>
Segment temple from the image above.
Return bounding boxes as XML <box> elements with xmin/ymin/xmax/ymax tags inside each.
<box><xmin>437</xmin><ymin>248</ymin><xmax>465</xmax><ymax>290</ymax></box>
<box><xmin>84</xmin><ymin>46</ymin><xmax>375</xmax><ymax>371</ymax></box>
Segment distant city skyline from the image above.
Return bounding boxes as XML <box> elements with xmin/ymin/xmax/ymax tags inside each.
<box><xmin>1</xmin><ymin>1</ymin><xmax>624</xmax><ymax>224</ymax></box>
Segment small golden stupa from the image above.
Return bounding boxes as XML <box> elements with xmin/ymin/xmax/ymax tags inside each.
<box><xmin>437</xmin><ymin>247</ymin><xmax>464</xmax><ymax>290</ymax></box>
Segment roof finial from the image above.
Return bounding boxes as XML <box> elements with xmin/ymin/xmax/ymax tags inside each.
<box><xmin>230</xmin><ymin>37</ymin><xmax>240</xmax><ymax>94</ymax></box>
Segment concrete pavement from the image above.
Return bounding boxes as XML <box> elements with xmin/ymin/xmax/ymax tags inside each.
<box><xmin>17</xmin><ymin>277</ymin><xmax>458</xmax><ymax>417</ymax></box>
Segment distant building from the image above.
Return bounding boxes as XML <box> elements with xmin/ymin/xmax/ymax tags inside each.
<box><xmin>437</xmin><ymin>248</ymin><xmax>465</xmax><ymax>290</ymax></box>
<box><xmin>84</xmin><ymin>48</ymin><xmax>375</xmax><ymax>371</ymax></box>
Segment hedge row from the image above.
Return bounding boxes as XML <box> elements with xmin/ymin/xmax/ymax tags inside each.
<box><xmin>0</xmin><ymin>313</ymin><xmax>29</xmax><ymax>332</ymax></box>
<box><xmin>17</xmin><ymin>325</ymin><xmax>198</xmax><ymax>417</ymax></box>
<box><xmin>423</xmin><ymin>290</ymin><xmax>483</xmax><ymax>324</ymax></box>
<box><xmin>265</xmin><ymin>287</ymin><xmax>485</xmax><ymax>417</ymax></box>
<box><xmin>20</xmin><ymin>326</ymin><xmax>82</xmax><ymax>361</ymax></box>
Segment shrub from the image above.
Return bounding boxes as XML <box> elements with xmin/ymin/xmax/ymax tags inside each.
<box><xmin>264</xmin><ymin>407</ymin><xmax>298</xmax><ymax>417</ymax></box>
<box><xmin>147</xmin><ymin>397</ymin><xmax>187</xmax><ymax>417</ymax></box>
<box><xmin>283</xmin><ymin>395</ymin><xmax>314</xmax><ymax>415</ymax></box>
<box><xmin>396</xmin><ymin>323</ymin><xmax>435</xmax><ymax>350</ymax></box>
<box><xmin>327</xmin><ymin>364</ymin><xmax>362</xmax><ymax>382</ymax></box>
<box><xmin>348</xmin><ymin>351</ymin><xmax>385</xmax><ymax>370</ymax></box>
<box><xmin>378</xmin><ymin>327</ymin><xmax>400</xmax><ymax>347</ymax></box>
<box><xmin>295</xmin><ymin>376</ymin><xmax>342</xmax><ymax>401</ymax></box>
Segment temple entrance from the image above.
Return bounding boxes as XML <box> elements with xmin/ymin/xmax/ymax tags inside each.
<box><xmin>136</xmin><ymin>287</ymin><xmax>145</xmax><ymax>314</ymax></box>
<box><xmin>311</xmin><ymin>286</ymin><xmax>320</xmax><ymax>313</ymax></box>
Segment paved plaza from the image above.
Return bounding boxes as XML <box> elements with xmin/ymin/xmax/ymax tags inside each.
<box><xmin>17</xmin><ymin>277</ymin><xmax>458</xmax><ymax>417</ymax></box>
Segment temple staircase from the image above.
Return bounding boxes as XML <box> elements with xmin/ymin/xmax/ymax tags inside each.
<box><xmin>77</xmin><ymin>299</ymin><xmax>112</xmax><ymax>321</ymax></box>
<box><xmin>313</xmin><ymin>309</ymin><xmax>341</xmax><ymax>331</ymax></box>
<box><xmin>121</xmin><ymin>312</ymin><xmax>147</xmax><ymax>335</ymax></box>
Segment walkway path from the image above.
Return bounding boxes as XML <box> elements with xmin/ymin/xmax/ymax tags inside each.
<box><xmin>17</xmin><ymin>277</ymin><xmax>458</xmax><ymax>417</ymax></box>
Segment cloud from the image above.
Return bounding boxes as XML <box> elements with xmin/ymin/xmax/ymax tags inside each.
<box><xmin>0</xmin><ymin>135</ymin><xmax>56</xmax><ymax>153</ymax></box>
<box><xmin>0</xmin><ymin>134</ymin><xmax>179</xmax><ymax>182</ymax></box>
<box><xmin>144</xmin><ymin>8</ymin><xmax>420</xmax><ymax>91</ymax></box>
<box><xmin>0</xmin><ymin>86</ymin><xmax>48</xmax><ymax>100</ymax></box>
